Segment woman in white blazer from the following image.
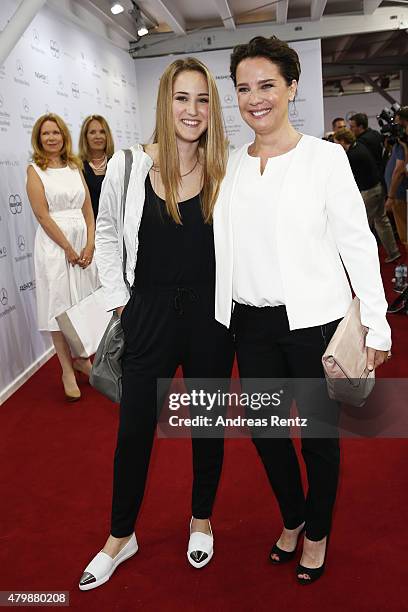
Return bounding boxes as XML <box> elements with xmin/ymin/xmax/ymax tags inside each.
<box><xmin>213</xmin><ymin>36</ymin><xmax>391</xmax><ymax>584</ymax></box>
<box><xmin>79</xmin><ymin>58</ymin><xmax>234</xmax><ymax>590</ymax></box>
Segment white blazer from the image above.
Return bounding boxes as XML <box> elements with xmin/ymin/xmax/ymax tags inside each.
<box><xmin>95</xmin><ymin>146</ymin><xmax>153</xmax><ymax>312</ymax></box>
<box><xmin>213</xmin><ymin>134</ymin><xmax>391</xmax><ymax>351</ymax></box>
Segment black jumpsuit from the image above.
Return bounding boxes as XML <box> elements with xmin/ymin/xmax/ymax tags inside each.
<box><xmin>111</xmin><ymin>174</ymin><xmax>234</xmax><ymax>537</ymax></box>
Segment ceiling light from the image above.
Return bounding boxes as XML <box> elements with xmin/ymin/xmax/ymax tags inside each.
<box><xmin>111</xmin><ymin>3</ymin><xmax>124</xmax><ymax>15</ymax></box>
<box><xmin>137</xmin><ymin>26</ymin><xmax>148</xmax><ymax>36</ymax></box>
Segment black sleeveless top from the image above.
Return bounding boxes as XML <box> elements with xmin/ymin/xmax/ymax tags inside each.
<box><xmin>83</xmin><ymin>160</ymin><xmax>107</xmax><ymax>218</ymax></box>
<box><xmin>133</xmin><ymin>174</ymin><xmax>215</xmax><ymax>288</ymax></box>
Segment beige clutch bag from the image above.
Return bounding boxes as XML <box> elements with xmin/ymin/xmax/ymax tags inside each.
<box><xmin>322</xmin><ymin>297</ymin><xmax>375</xmax><ymax>407</ymax></box>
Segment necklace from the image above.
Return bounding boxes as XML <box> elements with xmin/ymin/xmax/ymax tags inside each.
<box><xmin>89</xmin><ymin>155</ymin><xmax>107</xmax><ymax>172</ymax></box>
<box><xmin>152</xmin><ymin>156</ymin><xmax>199</xmax><ymax>178</ymax></box>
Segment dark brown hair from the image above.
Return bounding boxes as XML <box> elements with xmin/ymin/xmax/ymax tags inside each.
<box><xmin>230</xmin><ymin>36</ymin><xmax>301</xmax><ymax>87</ymax></box>
<box><xmin>350</xmin><ymin>113</ymin><xmax>368</xmax><ymax>130</ymax></box>
<box><xmin>334</xmin><ymin>127</ymin><xmax>356</xmax><ymax>145</ymax></box>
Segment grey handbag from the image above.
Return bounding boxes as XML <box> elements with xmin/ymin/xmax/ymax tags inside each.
<box><xmin>322</xmin><ymin>297</ymin><xmax>375</xmax><ymax>407</ymax></box>
<box><xmin>89</xmin><ymin>149</ymin><xmax>133</xmax><ymax>403</ymax></box>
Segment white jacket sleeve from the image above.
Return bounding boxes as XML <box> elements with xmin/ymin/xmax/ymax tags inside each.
<box><xmin>325</xmin><ymin>144</ymin><xmax>391</xmax><ymax>351</ymax></box>
<box><xmin>95</xmin><ymin>150</ymin><xmax>130</xmax><ymax>311</ymax></box>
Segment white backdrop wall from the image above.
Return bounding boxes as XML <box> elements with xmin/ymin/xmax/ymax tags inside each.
<box><xmin>324</xmin><ymin>90</ymin><xmax>401</xmax><ymax>133</ymax></box>
<box><xmin>0</xmin><ymin>0</ymin><xmax>142</xmax><ymax>404</ymax></box>
<box><xmin>134</xmin><ymin>39</ymin><xmax>324</xmax><ymax>147</ymax></box>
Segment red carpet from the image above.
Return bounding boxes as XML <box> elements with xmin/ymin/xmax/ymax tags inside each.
<box><xmin>0</xmin><ymin>250</ymin><xmax>407</xmax><ymax>612</ymax></box>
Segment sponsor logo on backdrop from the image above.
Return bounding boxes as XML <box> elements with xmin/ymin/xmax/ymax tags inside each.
<box><xmin>121</xmin><ymin>75</ymin><xmax>127</xmax><ymax>87</ymax></box>
<box><xmin>15</xmin><ymin>235</ymin><xmax>33</xmax><ymax>263</ymax></box>
<box><xmin>226</xmin><ymin>115</ymin><xmax>235</xmax><ymax>124</ymax></box>
<box><xmin>20</xmin><ymin>97</ymin><xmax>34</xmax><ymax>133</ymax></box>
<box><xmin>0</xmin><ymin>94</ymin><xmax>3</xmax><ymax>108</ymax></box>
<box><xmin>0</xmin><ymin>101</ymin><xmax>11</xmax><ymax>132</ymax></box>
<box><xmin>0</xmin><ymin>287</ymin><xmax>16</xmax><ymax>317</ymax></box>
<box><xmin>0</xmin><ymin>246</ymin><xmax>7</xmax><ymax>259</ymax></box>
<box><xmin>35</xmin><ymin>71</ymin><xmax>49</xmax><ymax>84</ymax></box>
<box><xmin>50</xmin><ymin>40</ymin><xmax>60</xmax><ymax>58</ymax></box>
<box><xmin>20</xmin><ymin>280</ymin><xmax>36</xmax><ymax>292</ymax></box>
<box><xmin>224</xmin><ymin>94</ymin><xmax>233</xmax><ymax>103</ymax></box>
<box><xmin>14</xmin><ymin>59</ymin><xmax>29</xmax><ymax>86</ymax></box>
<box><xmin>17</xmin><ymin>235</ymin><xmax>25</xmax><ymax>251</ymax></box>
<box><xmin>9</xmin><ymin>194</ymin><xmax>23</xmax><ymax>215</ymax></box>
<box><xmin>71</xmin><ymin>83</ymin><xmax>80</xmax><ymax>98</ymax></box>
<box><xmin>31</xmin><ymin>28</ymin><xmax>44</xmax><ymax>54</ymax></box>
<box><xmin>216</xmin><ymin>75</ymin><xmax>229</xmax><ymax>81</ymax></box>
<box><xmin>0</xmin><ymin>288</ymin><xmax>8</xmax><ymax>306</ymax></box>
<box><xmin>57</xmin><ymin>75</ymin><xmax>67</xmax><ymax>97</ymax></box>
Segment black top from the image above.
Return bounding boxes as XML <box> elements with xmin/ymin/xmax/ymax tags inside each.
<box><xmin>133</xmin><ymin>174</ymin><xmax>214</xmax><ymax>288</ymax></box>
<box><xmin>357</xmin><ymin>128</ymin><xmax>384</xmax><ymax>174</ymax></box>
<box><xmin>83</xmin><ymin>160</ymin><xmax>106</xmax><ymax>218</ymax></box>
<box><xmin>346</xmin><ymin>141</ymin><xmax>381</xmax><ymax>191</ymax></box>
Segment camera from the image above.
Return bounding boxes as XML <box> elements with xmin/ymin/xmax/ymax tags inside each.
<box><xmin>377</xmin><ymin>103</ymin><xmax>408</xmax><ymax>145</ymax></box>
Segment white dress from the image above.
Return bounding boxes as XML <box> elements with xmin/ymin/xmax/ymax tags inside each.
<box><xmin>31</xmin><ymin>163</ymin><xmax>99</xmax><ymax>331</ymax></box>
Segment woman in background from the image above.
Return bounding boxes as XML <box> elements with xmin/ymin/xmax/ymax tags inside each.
<box><xmin>26</xmin><ymin>113</ymin><xmax>98</xmax><ymax>400</ymax></box>
<box><xmin>79</xmin><ymin>115</ymin><xmax>114</xmax><ymax>218</ymax></box>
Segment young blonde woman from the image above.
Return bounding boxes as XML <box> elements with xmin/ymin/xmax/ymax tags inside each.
<box><xmin>26</xmin><ymin>113</ymin><xmax>99</xmax><ymax>401</ymax></box>
<box><xmin>78</xmin><ymin>115</ymin><xmax>114</xmax><ymax>218</ymax></box>
<box><xmin>79</xmin><ymin>58</ymin><xmax>234</xmax><ymax>590</ymax></box>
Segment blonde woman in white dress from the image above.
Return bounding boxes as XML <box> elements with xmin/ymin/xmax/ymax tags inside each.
<box><xmin>26</xmin><ymin>113</ymin><xmax>99</xmax><ymax>401</ymax></box>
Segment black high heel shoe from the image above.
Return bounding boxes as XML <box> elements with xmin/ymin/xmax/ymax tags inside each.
<box><xmin>296</xmin><ymin>535</ymin><xmax>329</xmax><ymax>584</ymax></box>
<box><xmin>269</xmin><ymin>523</ymin><xmax>305</xmax><ymax>564</ymax></box>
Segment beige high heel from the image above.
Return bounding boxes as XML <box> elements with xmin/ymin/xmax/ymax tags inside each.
<box><xmin>62</xmin><ymin>373</ymin><xmax>81</xmax><ymax>402</ymax></box>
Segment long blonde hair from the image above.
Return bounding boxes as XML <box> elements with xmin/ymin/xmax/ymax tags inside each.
<box><xmin>78</xmin><ymin>114</ymin><xmax>114</xmax><ymax>161</ymax></box>
<box><xmin>31</xmin><ymin>113</ymin><xmax>81</xmax><ymax>170</ymax></box>
<box><xmin>153</xmin><ymin>57</ymin><xmax>227</xmax><ymax>224</ymax></box>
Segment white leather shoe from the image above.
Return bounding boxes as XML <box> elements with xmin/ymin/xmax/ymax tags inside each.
<box><xmin>79</xmin><ymin>534</ymin><xmax>138</xmax><ymax>591</ymax></box>
<box><xmin>187</xmin><ymin>518</ymin><xmax>213</xmax><ymax>569</ymax></box>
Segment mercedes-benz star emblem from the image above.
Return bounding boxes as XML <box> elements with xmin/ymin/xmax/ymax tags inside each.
<box><xmin>0</xmin><ymin>288</ymin><xmax>8</xmax><ymax>306</ymax></box>
<box><xmin>17</xmin><ymin>235</ymin><xmax>25</xmax><ymax>251</ymax></box>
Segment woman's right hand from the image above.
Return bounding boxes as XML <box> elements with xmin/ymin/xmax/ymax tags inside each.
<box><xmin>64</xmin><ymin>244</ymin><xmax>80</xmax><ymax>266</ymax></box>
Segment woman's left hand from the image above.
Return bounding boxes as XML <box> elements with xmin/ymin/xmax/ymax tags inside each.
<box><xmin>78</xmin><ymin>245</ymin><xmax>94</xmax><ymax>269</ymax></box>
<box><xmin>366</xmin><ymin>347</ymin><xmax>390</xmax><ymax>371</ymax></box>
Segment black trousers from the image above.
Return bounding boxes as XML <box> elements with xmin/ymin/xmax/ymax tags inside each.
<box><xmin>233</xmin><ymin>304</ymin><xmax>341</xmax><ymax>541</ymax></box>
<box><xmin>111</xmin><ymin>286</ymin><xmax>234</xmax><ymax>538</ymax></box>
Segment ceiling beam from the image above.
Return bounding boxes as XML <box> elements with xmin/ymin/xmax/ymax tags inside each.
<box><xmin>363</xmin><ymin>0</ymin><xmax>383</xmax><ymax>14</ymax></box>
<box><xmin>311</xmin><ymin>0</ymin><xmax>328</xmax><ymax>21</ymax></box>
<box><xmin>276</xmin><ymin>0</ymin><xmax>289</xmax><ymax>25</ymax></box>
<box><xmin>212</xmin><ymin>0</ymin><xmax>236</xmax><ymax>30</ymax></box>
<box><xmin>131</xmin><ymin>7</ymin><xmax>408</xmax><ymax>57</ymax></box>
<box><xmin>332</xmin><ymin>35</ymin><xmax>354</xmax><ymax>62</ymax></box>
<box><xmin>360</xmin><ymin>74</ymin><xmax>398</xmax><ymax>104</ymax></box>
<box><xmin>148</xmin><ymin>0</ymin><xmax>186</xmax><ymax>35</ymax></box>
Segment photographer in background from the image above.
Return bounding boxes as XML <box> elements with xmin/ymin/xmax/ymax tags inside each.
<box><xmin>334</xmin><ymin>128</ymin><xmax>400</xmax><ymax>262</ymax></box>
<box><xmin>384</xmin><ymin>107</ymin><xmax>408</xmax><ymax>254</ymax></box>
<box><xmin>349</xmin><ymin>113</ymin><xmax>384</xmax><ymax>176</ymax></box>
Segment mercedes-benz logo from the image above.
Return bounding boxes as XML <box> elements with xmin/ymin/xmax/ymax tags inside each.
<box><xmin>16</xmin><ymin>60</ymin><xmax>23</xmax><ymax>76</ymax></box>
<box><xmin>226</xmin><ymin>115</ymin><xmax>235</xmax><ymax>124</ymax></box>
<box><xmin>33</xmin><ymin>29</ymin><xmax>40</xmax><ymax>43</ymax></box>
<box><xmin>224</xmin><ymin>94</ymin><xmax>233</xmax><ymax>103</ymax></box>
<box><xmin>17</xmin><ymin>235</ymin><xmax>25</xmax><ymax>251</ymax></box>
<box><xmin>22</xmin><ymin>98</ymin><xmax>29</xmax><ymax>113</ymax></box>
<box><xmin>0</xmin><ymin>288</ymin><xmax>8</xmax><ymax>307</ymax></box>
<box><xmin>0</xmin><ymin>94</ymin><xmax>3</xmax><ymax>108</ymax></box>
<box><xmin>9</xmin><ymin>194</ymin><xmax>23</xmax><ymax>214</ymax></box>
